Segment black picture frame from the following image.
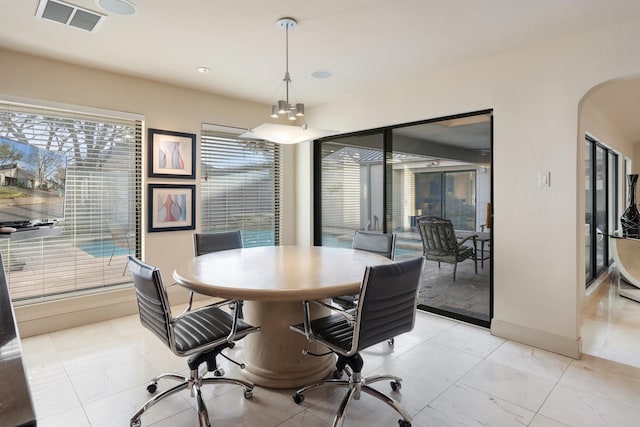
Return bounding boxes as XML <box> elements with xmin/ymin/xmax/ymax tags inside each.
<box><xmin>148</xmin><ymin>128</ymin><xmax>196</xmax><ymax>179</ymax></box>
<box><xmin>148</xmin><ymin>184</ymin><xmax>195</xmax><ymax>232</ymax></box>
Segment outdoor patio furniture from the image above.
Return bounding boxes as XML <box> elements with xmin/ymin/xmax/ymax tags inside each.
<box><xmin>416</xmin><ymin>216</ymin><xmax>477</xmax><ymax>281</ymax></box>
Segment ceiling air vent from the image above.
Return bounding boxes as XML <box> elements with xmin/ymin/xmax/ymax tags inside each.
<box><xmin>36</xmin><ymin>0</ymin><xmax>105</xmax><ymax>32</ymax></box>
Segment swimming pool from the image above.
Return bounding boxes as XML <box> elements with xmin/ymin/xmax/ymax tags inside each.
<box><xmin>77</xmin><ymin>239</ymin><xmax>130</xmax><ymax>258</ymax></box>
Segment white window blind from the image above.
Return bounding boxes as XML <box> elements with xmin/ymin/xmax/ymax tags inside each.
<box><xmin>0</xmin><ymin>101</ymin><xmax>141</xmax><ymax>302</ymax></box>
<box><xmin>320</xmin><ymin>143</ymin><xmax>364</xmax><ymax>236</ymax></box>
<box><xmin>200</xmin><ymin>129</ymin><xmax>280</xmax><ymax>247</ymax></box>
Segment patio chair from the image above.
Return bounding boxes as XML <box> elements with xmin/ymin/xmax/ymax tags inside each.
<box><xmin>108</xmin><ymin>225</ymin><xmax>134</xmax><ymax>276</ymax></box>
<box><xmin>416</xmin><ymin>216</ymin><xmax>477</xmax><ymax>281</ymax></box>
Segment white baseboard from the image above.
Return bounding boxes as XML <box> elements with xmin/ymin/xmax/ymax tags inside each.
<box><xmin>14</xmin><ymin>285</ymin><xmax>194</xmax><ymax>338</ymax></box>
<box><xmin>491</xmin><ymin>319</ymin><xmax>582</xmax><ymax>359</ymax></box>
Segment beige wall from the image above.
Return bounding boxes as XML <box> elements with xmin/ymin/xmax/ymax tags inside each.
<box><xmin>577</xmin><ymin>96</ymin><xmax>635</xmax><ymax>307</ymax></box>
<box><xmin>0</xmin><ymin>47</ymin><xmax>298</xmax><ymax>334</ymax></box>
<box><xmin>2</xmin><ymin>14</ymin><xmax>640</xmax><ymax>355</ymax></box>
<box><xmin>301</xmin><ymin>16</ymin><xmax>640</xmax><ymax>357</ymax></box>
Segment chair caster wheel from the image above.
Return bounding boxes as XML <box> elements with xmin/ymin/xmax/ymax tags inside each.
<box><xmin>388</xmin><ymin>337</ymin><xmax>395</xmax><ymax>346</ymax></box>
<box><xmin>292</xmin><ymin>393</ymin><xmax>304</xmax><ymax>404</ymax></box>
<box><xmin>244</xmin><ymin>388</ymin><xmax>253</xmax><ymax>399</ymax></box>
<box><xmin>213</xmin><ymin>368</ymin><xmax>225</xmax><ymax>377</ymax></box>
<box><xmin>390</xmin><ymin>380</ymin><xmax>401</xmax><ymax>391</ymax></box>
<box><xmin>398</xmin><ymin>420</ymin><xmax>411</xmax><ymax>427</ymax></box>
<box><xmin>332</xmin><ymin>370</ymin><xmax>343</xmax><ymax>379</ymax></box>
<box><xmin>228</xmin><ymin>342</ymin><xmax>236</xmax><ymax>349</ymax></box>
<box><xmin>146</xmin><ymin>382</ymin><xmax>157</xmax><ymax>393</ymax></box>
<box><xmin>130</xmin><ymin>419</ymin><xmax>141</xmax><ymax>427</ymax></box>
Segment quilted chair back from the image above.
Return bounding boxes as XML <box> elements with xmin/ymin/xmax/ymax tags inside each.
<box><xmin>417</xmin><ymin>216</ymin><xmax>458</xmax><ymax>259</ymax></box>
<box><xmin>355</xmin><ymin>257</ymin><xmax>423</xmax><ymax>351</ymax></box>
<box><xmin>128</xmin><ymin>256</ymin><xmax>173</xmax><ymax>349</ymax></box>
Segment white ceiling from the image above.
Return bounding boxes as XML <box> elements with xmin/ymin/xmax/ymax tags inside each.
<box><xmin>1</xmin><ymin>0</ymin><xmax>640</xmax><ymax>140</ymax></box>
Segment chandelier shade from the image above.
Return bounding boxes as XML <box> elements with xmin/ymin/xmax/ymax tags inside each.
<box><xmin>248</xmin><ymin>17</ymin><xmax>336</xmax><ymax>144</ymax></box>
<box><xmin>240</xmin><ymin>124</ymin><xmax>336</xmax><ymax>145</ymax></box>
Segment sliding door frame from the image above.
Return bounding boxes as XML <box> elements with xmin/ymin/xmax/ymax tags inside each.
<box><xmin>313</xmin><ymin>110</ymin><xmax>494</xmax><ymax>328</ymax></box>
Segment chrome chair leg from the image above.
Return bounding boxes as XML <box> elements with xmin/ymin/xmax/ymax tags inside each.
<box><xmin>201</xmin><ymin>376</ymin><xmax>255</xmax><ymax>399</ymax></box>
<box><xmin>332</xmin><ymin>386</ymin><xmax>358</xmax><ymax>427</ymax></box>
<box><xmin>151</xmin><ymin>372</ymin><xmax>187</xmax><ymax>386</ymax></box>
<box><xmin>132</xmin><ymin>371</ymin><xmax>254</xmax><ymax>426</ymax></box>
<box><xmin>364</xmin><ymin>373</ymin><xmax>402</xmax><ymax>385</ymax></box>
<box><xmin>130</xmin><ymin>381</ymin><xmax>189</xmax><ymax>426</ymax></box>
<box><xmin>361</xmin><ymin>384</ymin><xmax>412</xmax><ymax>424</ymax></box>
<box><xmin>293</xmin><ymin>379</ymin><xmax>349</xmax><ymax>403</ymax></box>
<box><xmin>194</xmin><ymin>383</ymin><xmax>211</xmax><ymax>427</ymax></box>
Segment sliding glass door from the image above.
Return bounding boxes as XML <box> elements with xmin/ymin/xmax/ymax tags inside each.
<box><xmin>317</xmin><ymin>133</ymin><xmax>385</xmax><ymax>247</ymax></box>
<box><xmin>315</xmin><ymin>111</ymin><xmax>493</xmax><ymax>327</ymax></box>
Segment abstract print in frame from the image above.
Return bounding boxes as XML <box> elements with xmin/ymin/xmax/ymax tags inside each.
<box><xmin>148</xmin><ymin>184</ymin><xmax>195</xmax><ymax>232</ymax></box>
<box><xmin>148</xmin><ymin>128</ymin><xmax>196</xmax><ymax>178</ymax></box>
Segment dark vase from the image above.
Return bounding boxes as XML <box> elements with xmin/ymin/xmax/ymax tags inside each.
<box><xmin>621</xmin><ymin>174</ymin><xmax>640</xmax><ymax>237</ymax></box>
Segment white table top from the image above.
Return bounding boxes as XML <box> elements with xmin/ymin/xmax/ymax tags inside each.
<box><xmin>172</xmin><ymin>245</ymin><xmax>393</xmax><ymax>302</ymax></box>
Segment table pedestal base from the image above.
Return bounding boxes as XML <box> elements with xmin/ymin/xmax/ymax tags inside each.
<box><xmin>241</xmin><ymin>300</ymin><xmax>335</xmax><ymax>389</ymax></box>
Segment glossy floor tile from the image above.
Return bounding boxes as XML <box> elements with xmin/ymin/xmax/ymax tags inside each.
<box><xmin>20</xmin><ymin>283</ymin><xmax>640</xmax><ymax>427</ymax></box>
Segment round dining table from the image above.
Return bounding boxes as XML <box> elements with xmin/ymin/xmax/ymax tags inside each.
<box><xmin>172</xmin><ymin>245</ymin><xmax>392</xmax><ymax>389</ymax></box>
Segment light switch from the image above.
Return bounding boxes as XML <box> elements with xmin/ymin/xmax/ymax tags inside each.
<box><xmin>539</xmin><ymin>171</ymin><xmax>550</xmax><ymax>187</ymax></box>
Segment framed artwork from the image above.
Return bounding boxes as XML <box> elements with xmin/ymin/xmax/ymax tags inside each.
<box><xmin>148</xmin><ymin>184</ymin><xmax>195</xmax><ymax>232</ymax></box>
<box><xmin>148</xmin><ymin>128</ymin><xmax>196</xmax><ymax>178</ymax></box>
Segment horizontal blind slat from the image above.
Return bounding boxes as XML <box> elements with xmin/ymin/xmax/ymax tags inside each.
<box><xmin>200</xmin><ymin>130</ymin><xmax>280</xmax><ymax>247</ymax></box>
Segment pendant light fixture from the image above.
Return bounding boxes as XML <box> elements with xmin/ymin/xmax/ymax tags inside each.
<box><xmin>242</xmin><ymin>17</ymin><xmax>336</xmax><ymax>144</ymax></box>
<box><xmin>270</xmin><ymin>17</ymin><xmax>304</xmax><ymax>121</ymax></box>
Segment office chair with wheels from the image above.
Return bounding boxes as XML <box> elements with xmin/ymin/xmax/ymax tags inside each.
<box><xmin>192</xmin><ymin>230</ymin><xmax>244</xmax><ymax>318</ymax></box>
<box><xmin>332</xmin><ymin>230</ymin><xmax>397</xmax><ymax>345</ymax></box>
<box><xmin>290</xmin><ymin>257</ymin><xmax>423</xmax><ymax>427</ymax></box>
<box><xmin>127</xmin><ymin>256</ymin><xmax>259</xmax><ymax>427</ymax></box>
<box><xmin>332</xmin><ymin>230</ymin><xmax>396</xmax><ymax>310</ymax></box>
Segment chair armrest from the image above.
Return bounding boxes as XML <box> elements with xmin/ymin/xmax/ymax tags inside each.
<box><xmin>163</xmin><ymin>282</ymin><xmax>194</xmax><ymax>316</ymax></box>
<box><xmin>457</xmin><ymin>234</ymin><xmax>478</xmax><ymax>245</ymax></box>
<box><xmin>308</xmin><ymin>299</ymin><xmax>356</xmax><ymax>323</ymax></box>
<box><xmin>298</xmin><ymin>299</ymin><xmax>356</xmax><ymax>340</ymax></box>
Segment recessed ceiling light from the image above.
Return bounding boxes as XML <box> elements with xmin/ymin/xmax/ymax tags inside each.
<box><xmin>197</xmin><ymin>67</ymin><xmax>211</xmax><ymax>73</ymax></box>
<box><xmin>311</xmin><ymin>70</ymin><xmax>332</xmax><ymax>79</ymax></box>
<box><xmin>96</xmin><ymin>0</ymin><xmax>136</xmax><ymax>16</ymax></box>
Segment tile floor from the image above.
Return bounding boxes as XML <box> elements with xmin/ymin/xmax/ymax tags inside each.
<box><xmin>21</xmin><ymin>281</ymin><xmax>640</xmax><ymax>427</ymax></box>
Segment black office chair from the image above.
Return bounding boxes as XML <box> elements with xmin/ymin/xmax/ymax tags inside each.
<box><xmin>332</xmin><ymin>230</ymin><xmax>396</xmax><ymax>310</ymax></box>
<box><xmin>127</xmin><ymin>256</ymin><xmax>259</xmax><ymax>427</ymax></box>
<box><xmin>192</xmin><ymin>230</ymin><xmax>244</xmax><ymax>318</ymax></box>
<box><xmin>290</xmin><ymin>257</ymin><xmax>423</xmax><ymax>427</ymax></box>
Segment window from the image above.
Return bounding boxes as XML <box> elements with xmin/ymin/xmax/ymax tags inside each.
<box><xmin>200</xmin><ymin>127</ymin><xmax>280</xmax><ymax>247</ymax></box>
<box><xmin>415</xmin><ymin>170</ymin><xmax>477</xmax><ymax>231</ymax></box>
<box><xmin>584</xmin><ymin>135</ymin><xmax>619</xmax><ymax>286</ymax></box>
<box><xmin>0</xmin><ymin>101</ymin><xmax>142</xmax><ymax>302</ymax></box>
